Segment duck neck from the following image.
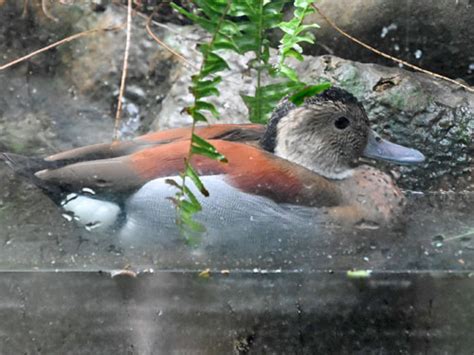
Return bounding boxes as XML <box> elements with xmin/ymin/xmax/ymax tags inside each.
<box><xmin>274</xmin><ymin>143</ymin><xmax>354</xmax><ymax>180</ymax></box>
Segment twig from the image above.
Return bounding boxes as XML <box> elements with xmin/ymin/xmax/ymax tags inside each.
<box><xmin>145</xmin><ymin>5</ymin><xmax>197</xmax><ymax>70</ymax></box>
<box><xmin>442</xmin><ymin>229</ymin><xmax>474</xmax><ymax>243</ymax></box>
<box><xmin>312</xmin><ymin>4</ymin><xmax>474</xmax><ymax>93</ymax></box>
<box><xmin>113</xmin><ymin>0</ymin><xmax>133</xmax><ymax>141</ymax></box>
<box><xmin>22</xmin><ymin>0</ymin><xmax>28</xmax><ymax>18</ymax></box>
<box><xmin>114</xmin><ymin>1</ymin><xmax>186</xmax><ymax>34</ymax></box>
<box><xmin>42</xmin><ymin>0</ymin><xmax>59</xmax><ymax>22</ymax></box>
<box><xmin>0</xmin><ymin>24</ymin><xmax>125</xmax><ymax>71</ymax></box>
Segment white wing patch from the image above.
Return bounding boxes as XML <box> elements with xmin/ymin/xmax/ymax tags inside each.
<box><xmin>61</xmin><ymin>193</ymin><xmax>121</xmax><ymax>231</ymax></box>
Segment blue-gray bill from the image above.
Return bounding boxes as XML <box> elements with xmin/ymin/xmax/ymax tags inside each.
<box><xmin>363</xmin><ymin>130</ymin><xmax>425</xmax><ymax>165</ymax></box>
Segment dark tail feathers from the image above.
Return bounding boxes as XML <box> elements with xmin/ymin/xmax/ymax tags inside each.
<box><xmin>1</xmin><ymin>153</ymin><xmax>63</xmax><ymax>198</ymax></box>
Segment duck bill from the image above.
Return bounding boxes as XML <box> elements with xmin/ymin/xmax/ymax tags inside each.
<box><xmin>362</xmin><ymin>130</ymin><xmax>425</xmax><ymax>164</ymax></box>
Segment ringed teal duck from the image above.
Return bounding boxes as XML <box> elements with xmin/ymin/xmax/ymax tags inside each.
<box><xmin>1</xmin><ymin>88</ymin><xmax>424</xmax><ymax>239</ymax></box>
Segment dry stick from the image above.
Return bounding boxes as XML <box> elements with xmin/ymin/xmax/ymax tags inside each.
<box><xmin>22</xmin><ymin>0</ymin><xmax>28</xmax><ymax>17</ymax></box>
<box><xmin>42</xmin><ymin>0</ymin><xmax>59</xmax><ymax>22</ymax></box>
<box><xmin>0</xmin><ymin>24</ymin><xmax>125</xmax><ymax>71</ymax></box>
<box><xmin>312</xmin><ymin>4</ymin><xmax>474</xmax><ymax>93</ymax></box>
<box><xmin>113</xmin><ymin>0</ymin><xmax>133</xmax><ymax>141</ymax></box>
<box><xmin>114</xmin><ymin>1</ymin><xmax>185</xmax><ymax>34</ymax></box>
<box><xmin>115</xmin><ymin>2</ymin><xmax>202</xmax><ymax>61</ymax></box>
<box><xmin>145</xmin><ymin>7</ymin><xmax>197</xmax><ymax>70</ymax></box>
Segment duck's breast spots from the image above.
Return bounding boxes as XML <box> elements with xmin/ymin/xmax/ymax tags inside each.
<box><xmin>341</xmin><ymin>166</ymin><xmax>405</xmax><ymax>224</ymax></box>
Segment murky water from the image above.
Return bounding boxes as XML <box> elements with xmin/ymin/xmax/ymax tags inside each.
<box><xmin>1</xmin><ymin>270</ymin><xmax>473</xmax><ymax>353</ymax></box>
<box><xmin>0</xmin><ymin>185</ymin><xmax>473</xmax><ymax>352</ymax></box>
<box><xmin>0</xmin><ymin>188</ymin><xmax>472</xmax><ymax>272</ymax></box>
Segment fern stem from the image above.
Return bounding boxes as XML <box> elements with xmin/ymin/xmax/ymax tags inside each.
<box><xmin>254</xmin><ymin>0</ymin><xmax>265</xmax><ymax>122</ymax></box>
<box><xmin>176</xmin><ymin>1</ymin><xmax>232</xmax><ymax>229</ymax></box>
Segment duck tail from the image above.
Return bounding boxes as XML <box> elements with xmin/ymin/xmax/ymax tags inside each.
<box><xmin>0</xmin><ymin>152</ymin><xmax>63</xmax><ymax>198</ymax></box>
<box><xmin>1</xmin><ymin>152</ymin><xmax>48</xmax><ymax>177</ymax></box>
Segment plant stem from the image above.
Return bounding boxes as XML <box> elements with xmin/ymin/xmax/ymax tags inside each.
<box><xmin>176</xmin><ymin>1</ymin><xmax>232</xmax><ymax>230</ymax></box>
<box><xmin>254</xmin><ymin>0</ymin><xmax>265</xmax><ymax>122</ymax></box>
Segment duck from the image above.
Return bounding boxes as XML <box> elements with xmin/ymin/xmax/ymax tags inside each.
<box><xmin>0</xmin><ymin>87</ymin><xmax>425</xmax><ymax>245</ymax></box>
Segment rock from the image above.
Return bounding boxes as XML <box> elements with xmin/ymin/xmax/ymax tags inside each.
<box><xmin>300</xmin><ymin>0</ymin><xmax>474</xmax><ymax>86</ymax></box>
<box><xmin>0</xmin><ymin>2</ymin><xmax>188</xmax><ymax>150</ymax></box>
<box><xmin>150</xmin><ymin>45</ymin><xmax>257</xmax><ymax>130</ymax></box>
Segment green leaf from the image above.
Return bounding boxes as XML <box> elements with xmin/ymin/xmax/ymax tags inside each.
<box><xmin>242</xmin><ymin>80</ymin><xmax>306</xmax><ymax>123</ymax></box>
<box><xmin>296</xmin><ymin>24</ymin><xmax>319</xmax><ymax>34</ymax></box>
<box><xmin>191</xmin><ymin>110</ymin><xmax>209</xmax><ymax>123</ymax></box>
<box><xmin>278</xmin><ymin>18</ymin><xmax>300</xmax><ymax>35</ymax></box>
<box><xmin>284</xmin><ymin>48</ymin><xmax>304</xmax><ymax>61</ymax></box>
<box><xmin>185</xmin><ymin>162</ymin><xmax>209</xmax><ymax>197</ymax></box>
<box><xmin>295</xmin><ymin>0</ymin><xmax>315</xmax><ymax>7</ymax></box>
<box><xmin>289</xmin><ymin>82</ymin><xmax>332</xmax><ymax>106</ymax></box>
<box><xmin>192</xmin><ymin>76</ymin><xmax>222</xmax><ymax>99</ymax></box>
<box><xmin>192</xmin><ymin>134</ymin><xmax>228</xmax><ymax>162</ymax></box>
<box><xmin>195</xmin><ymin>101</ymin><xmax>219</xmax><ymax>118</ymax></box>
<box><xmin>194</xmin><ymin>76</ymin><xmax>222</xmax><ymax>87</ymax></box>
<box><xmin>171</xmin><ymin>3</ymin><xmax>217</xmax><ymax>33</ymax></box>
<box><xmin>183</xmin><ymin>185</ymin><xmax>201</xmax><ymax>209</ymax></box>
<box><xmin>201</xmin><ymin>52</ymin><xmax>230</xmax><ymax>77</ymax></box>
<box><xmin>213</xmin><ymin>35</ymin><xmax>240</xmax><ymax>52</ymax></box>
<box><xmin>219</xmin><ymin>21</ymin><xmax>241</xmax><ymax>36</ymax></box>
<box><xmin>279</xmin><ymin>64</ymin><xmax>299</xmax><ymax>82</ymax></box>
<box><xmin>180</xmin><ymin>212</ymin><xmax>206</xmax><ymax>233</ymax></box>
<box><xmin>180</xmin><ymin>199</ymin><xmax>202</xmax><ymax>214</ymax></box>
<box><xmin>165</xmin><ymin>178</ymin><xmax>182</xmax><ymax>190</ymax></box>
<box><xmin>192</xmin><ymin>133</ymin><xmax>215</xmax><ymax>148</ymax></box>
<box><xmin>191</xmin><ymin>145</ymin><xmax>227</xmax><ymax>162</ymax></box>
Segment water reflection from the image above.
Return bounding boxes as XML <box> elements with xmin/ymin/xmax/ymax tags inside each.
<box><xmin>0</xmin><ymin>185</ymin><xmax>472</xmax><ymax>272</ymax></box>
<box><xmin>0</xmin><ymin>270</ymin><xmax>473</xmax><ymax>353</ymax></box>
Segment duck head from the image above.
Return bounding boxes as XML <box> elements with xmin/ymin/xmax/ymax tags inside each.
<box><xmin>260</xmin><ymin>87</ymin><xmax>425</xmax><ymax>179</ymax></box>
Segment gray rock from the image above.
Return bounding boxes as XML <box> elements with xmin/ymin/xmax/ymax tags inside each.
<box><xmin>300</xmin><ymin>0</ymin><xmax>474</xmax><ymax>85</ymax></box>
<box><xmin>151</xmin><ymin>43</ymin><xmax>257</xmax><ymax>130</ymax></box>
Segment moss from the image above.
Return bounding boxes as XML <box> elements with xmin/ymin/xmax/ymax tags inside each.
<box><xmin>379</xmin><ymin>85</ymin><xmax>429</xmax><ymax>113</ymax></box>
<box><xmin>334</xmin><ymin>64</ymin><xmax>368</xmax><ymax>99</ymax></box>
<box><xmin>8</xmin><ymin>140</ymin><xmax>27</xmax><ymax>154</ymax></box>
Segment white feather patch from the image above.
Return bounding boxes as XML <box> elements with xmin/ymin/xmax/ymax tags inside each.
<box><xmin>62</xmin><ymin>194</ymin><xmax>121</xmax><ymax>231</ymax></box>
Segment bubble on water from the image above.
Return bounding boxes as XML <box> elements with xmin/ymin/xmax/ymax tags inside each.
<box><xmin>414</xmin><ymin>49</ymin><xmax>423</xmax><ymax>59</ymax></box>
<box><xmin>431</xmin><ymin>235</ymin><xmax>445</xmax><ymax>248</ymax></box>
<box><xmin>381</xmin><ymin>23</ymin><xmax>398</xmax><ymax>38</ymax></box>
<box><xmin>355</xmin><ymin>221</ymin><xmax>380</xmax><ymax>230</ymax></box>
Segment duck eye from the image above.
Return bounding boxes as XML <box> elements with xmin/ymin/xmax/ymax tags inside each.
<box><xmin>334</xmin><ymin>116</ymin><xmax>350</xmax><ymax>130</ymax></box>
